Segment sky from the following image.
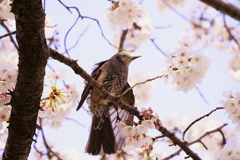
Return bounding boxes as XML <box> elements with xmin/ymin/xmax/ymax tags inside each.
<box><xmin>26</xmin><ymin>0</ymin><xmax>240</xmax><ymax>159</ymax></box>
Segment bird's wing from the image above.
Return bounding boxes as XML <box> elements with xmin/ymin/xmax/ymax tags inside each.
<box><xmin>110</xmin><ymin>82</ymin><xmax>135</xmax><ymax>151</ymax></box>
<box><xmin>76</xmin><ymin>60</ymin><xmax>109</xmax><ymax>111</ymax></box>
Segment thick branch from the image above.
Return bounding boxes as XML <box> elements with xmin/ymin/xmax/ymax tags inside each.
<box><xmin>3</xmin><ymin>0</ymin><xmax>48</xmax><ymax>159</ymax></box>
<box><xmin>49</xmin><ymin>49</ymin><xmax>201</xmax><ymax>160</ymax></box>
<box><xmin>199</xmin><ymin>0</ymin><xmax>240</xmax><ymax>21</ymax></box>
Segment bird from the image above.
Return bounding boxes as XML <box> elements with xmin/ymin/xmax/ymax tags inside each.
<box><xmin>76</xmin><ymin>52</ymin><xmax>141</xmax><ymax>155</ymax></box>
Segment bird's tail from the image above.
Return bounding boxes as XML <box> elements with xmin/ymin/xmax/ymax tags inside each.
<box><xmin>85</xmin><ymin>109</ymin><xmax>116</xmax><ymax>155</ymax></box>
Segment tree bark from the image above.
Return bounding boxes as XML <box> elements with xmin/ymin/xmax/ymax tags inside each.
<box><xmin>3</xmin><ymin>0</ymin><xmax>48</xmax><ymax>159</ymax></box>
<box><xmin>200</xmin><ymin>0</ymin><xmax>240</xmax><ymax>21</ymax></box>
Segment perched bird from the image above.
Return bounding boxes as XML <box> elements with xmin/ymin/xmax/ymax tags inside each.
<box><xmin>76</xmin><ymin>52</ymin><xmax>141</xmax><ymax>155</ymax></box>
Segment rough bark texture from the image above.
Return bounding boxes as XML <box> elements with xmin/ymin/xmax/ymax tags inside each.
<box><xmin>200</xmin><ymin>0</ymin><xmax>240</xmax><ymax>21</ymax></box>
<box><xmin>3</xmin><ymin>0</ymin><xmax>48</xmax><ymax>159</ymax></box>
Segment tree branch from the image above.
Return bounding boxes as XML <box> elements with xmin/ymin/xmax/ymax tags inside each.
<box><xmin>0</xmin><ymin>31</ymin><xmax>16</xmax><ymax>40</ymax></box>
<box><xmin>3</xmin><ymin>0</ymin><xmax>49</xmax><ymax>159</ymax></box>
<box><xmin>0</xmin><ymin>22</ymin><xmax>18</xmax><ymax>49</ymax></box>
<box><xmin>118</xmin><ymin>75</ymin><xmax>163</xmax><ymax>98</ymax></box>
<box><xmin>49</xmin><ymin>49</ymin><xmax>201</xmax><ymax>160</ymax></box>
<box><xmin>163</xmin><ymin>123</ymin><xmax>227</xmax><ymax>160</ymax></box>
<box><xmin>39</xmin><ymin>118</ymin><xmax>62</xmax><ymax>160</ymax></box>
<box><xmin>199</xmin><ymin>0</ymin><xmax>240</xmax><ymax>21</ymax></box>
<box><xmin>119</xmin><ymin>29</ymin><xmax>128</xmax><ymax>52</ymax></box>
<box><xmin>222</xmin><ymin>14</ymin><xmax>240</xmax><ymax>49</ymax></box>
<box><xmin>182</xmin><ymin>107</ymin><xmax>224</xmax><ymax>141</ymax></box>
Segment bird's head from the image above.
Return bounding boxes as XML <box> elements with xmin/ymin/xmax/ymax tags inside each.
<box><xmin>115</xmin><ymin>52</ymin><xmax>141</xmax><ymax>66</ymax></box>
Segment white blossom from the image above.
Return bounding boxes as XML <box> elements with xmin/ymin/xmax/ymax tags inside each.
<box><xmin>160</xmin><ymin>37</ymin><xmax>211</xmax><ymax>93</ymax></box>
<box><xmin>106</xmin><ymin>0</ymin><xmax>145</xmax><ymax>30</ymax></box>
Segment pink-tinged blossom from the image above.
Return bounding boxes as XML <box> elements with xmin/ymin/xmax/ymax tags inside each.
<box><xmin>174</xmin><ymin>56</ymin><xmax>188</xmax><ymax>70</ymax></box>
<box><xmin>213</xmin><ymin>143</ymin><xmax>240</xmax><ymax>160</ymax></box>
<box><xmin>178</xmin><ymin>36</ymin><xmax>193</xmax><ymax>50</ymax></box>
<box><xmin>39</xmin><ymin>69</ymin><xmax>79</xmax><ymax>122</ymax></box>
<box><xmin>135</xmin><ymin>125</ymin><xmax>148</xmax><ymax>134</ymax></box>
<box><xmin>223</xmin><ymin>90</ymin><xmax>233</xmax><ymax>98</ymax></box>
<box><xmin>116</xmin><ymin>107</ymin><xmax>162</xmax><ymax>155</ymax></box>
<box><xmin>125</xmin><ymin>137</ymin><xmax>136</xmax><ymax>146</ymax></box>
<box><xmin>0</xmin><ymin>0</ymin><xmax>14</xmax><ymax>20</ymax></box>
<box><xmin>0</xmin><ymin>106</ymin><xmax>10</xmax><ymax>122</ymax></box>
<box><xmin>175</xmin><ymin>47</ymin><xmax>192</xmax><ymax>58</ymax></box>
<box><xmin>142</xmin><ymin>120</ymin><xmax>155</xmax><ymax>129</ymax></box>
<box><xmin>117</xmin><ymin>121</ymin><xmax>127</xmax><ymax>132</ymax></box>
<box><xmin>106</xmin><ymin>0</ymin><xmax>145</xmax><ymax>30</ymax></box>
<box><xmin>121</xmin><ymin>126</ymin><xmax>135</xmax><ymax>138</ymax></box>
<box><xmin>160</xmin><ymin>37</ymin><xmax>211</xmax><ymax>93</ymax></box>
<box><xmin>191</xmin><ymin>52</ymin><xmax>204</xmax><ymax>65</ymax></box>
<box><xmin>164</xmin><ymin>50</ymin><xmax>173</xmax><ymax>65</ymax></box>
<box><xmin>221</xmin><ymin>91</ymin><xmax>240</xmax><ymax>132</ymax></box>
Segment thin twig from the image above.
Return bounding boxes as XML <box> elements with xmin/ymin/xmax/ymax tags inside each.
<box><xmin>194</xmin><ymin>86</ymin><xmax>209</xmax><ymax>105</ymax></box>
<box><xmin>57</xmin><ymin>0</ymin><xmax>132</xmax><ymax>53</ymax></box>
<box><xmin>150</xmin><ymin>39</ymin><xmax>167</xmax><ymax>56</ymax></box>
<box><xmin>0</xmin><ymin>22</ymin><xmax>18</xmax><ymax>49</ymax></box>
<box><xmin>39</xmin><ymin>118</ymin><xmax>63</xmax><ymax>160</ymax></box>
<box><xmin>0</xmin><ymin>31</ymin><xmax>16</xmax><ymax>39</ymax></box>
<box><xmin>65</xmin><ymin>117</ymin><xmax>85</xmax><ymax>127</ymax></box>
<box><xmin>33</xmin><ymin>129</ymin><xmax>43</xmax><ymax>156</ymax></box>
<box><xmin>119</xmin><ymin>29</ymin><xmax>128</xmax><ymax>52</ymax></box>
<box><xmin>152</xmin><ymin>135</ymin><xmax>165</xmax><ymax>142</ymax></box>
<box><xmin>118</xmin><ymin>75</ymin><xmax>163</xmax><ymax>98</ymax></box>
<box><xmin>182</xmin><ymin>107</ymin><xmax>224</xmax><ymax>141</ymax></box>
<box><xmin>62</xmin><ymin>25</ymin><xmax>89</xmax><ymax>55</ymax></box>
<box><xmin>223</xmin><ymin>14</ymin><xmax>240</xmax><ymax>50</ymax></box>
<box><xmin>163</xmin><ymin>123</ymin><xmax>227</xmax><ymax>160</ymax></box>
<box><xmin>154</xmin><ymin>24</ymin><xmax>171</xmax><ymax>29</ymax></box>
<box><xmin>162</xmin><ymin>0</ymin><xmax>193</xmax><ymax>23</ymax></box>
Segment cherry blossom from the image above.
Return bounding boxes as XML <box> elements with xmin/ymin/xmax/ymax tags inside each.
<box><xmin>116</xmin><ymin>107</ymin><xmax>162</xmax><ymax>157</ymax></box>
<box><xmin>213</xmin><ymin>143</ymin><xmax>240</xmax><ymax>160</ymax></box>
<box><xmin>160</xmin><ymin>37</ymin><xmax>211</xmax><ymax>93</ymax></box>
<box><xmin>38</xmin><ymin>69</ymin><xmax>79</xmax><ymax>122</ymax></box>
<box><xmin>221</xmin><ymin>91</ymin><xmax>240</xmax><ymax>132</ymax></box>
<box><xmin>157</xmin><ymin>0</ymin><xmax>186</xmax><ymax>13</ymax></box>
<box><xmin>0</xmin><ymin>0</ymin><xmax>14</xmax><ymax>20</ymax></box>
<box><xmin>106</xmin><ymin>0</ymin><xmax>145</xmax><ymax>30</ymax></box>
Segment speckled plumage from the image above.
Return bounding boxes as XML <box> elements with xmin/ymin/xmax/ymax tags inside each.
<box><xmin>76</xmin><ymin>52</ymin><xmax>140</xmax><ymax>155</ymax></box>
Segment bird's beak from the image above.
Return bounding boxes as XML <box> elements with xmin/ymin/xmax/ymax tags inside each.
<box><xmin>131</xmin><ymin>55</ymin><xmax>141</xmax><ymax>61</ymax></box>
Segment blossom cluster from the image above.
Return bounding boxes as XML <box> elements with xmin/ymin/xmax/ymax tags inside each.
<box><xmin>0</xmin><ymin>0</ymin><xmax>14</xmax><ymax>20</ymax></box>
<box><xmin>38</xmin><ymin>69</ymin><xmax>79</xmax><ymax>122</ymax></box>
<box><xmin>220</xmin><ymin>91</ymin><xmax>240</xmax><ymax>132</ymax></box>
<box><xmin>125</xmin><ymin>15</ymin><xmax>153</xmax><ymax>46</ymax></box>
<box><xmin>157</xmin><ymin>0</ymin><xmax>186</xmax><ymax>13</ymax></box>
<box><xmin>160</xmin><ymin>37</ymin><xmax>211</xmax><ymax>93</ymax></box>
<box><xmin>106</xmin><ymin>0</ymin><xmax>145</xmax><ymax>30</ymax></box>
<box><xmin>116</xmin><ymin>107</ymin><xmax>162</xmax><ymax>154</ymax></box>
<box><xmin>213</xmin><ymin>143</ymin><xmax>240</xmax><ymax>160</ymax></box>
<box><xmin>229</xmin><ymin>52</ymin><xmax>240</xmax><ymax>82</ymax></box>
<box><xmin>185</xmin><ymin>4</ymin><xmax>240</xmax><ymax>54</ymax></box>
<box><xmin>0</xmin><ymin>63</ymin><xmax>17</xmax><ymax>139</ymax></box>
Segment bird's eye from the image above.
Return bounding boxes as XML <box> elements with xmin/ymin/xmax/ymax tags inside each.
<box><xmin>123</xmin><ymin>55</ymin><xmax>126</xmax><ymax>57</ymax></box>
